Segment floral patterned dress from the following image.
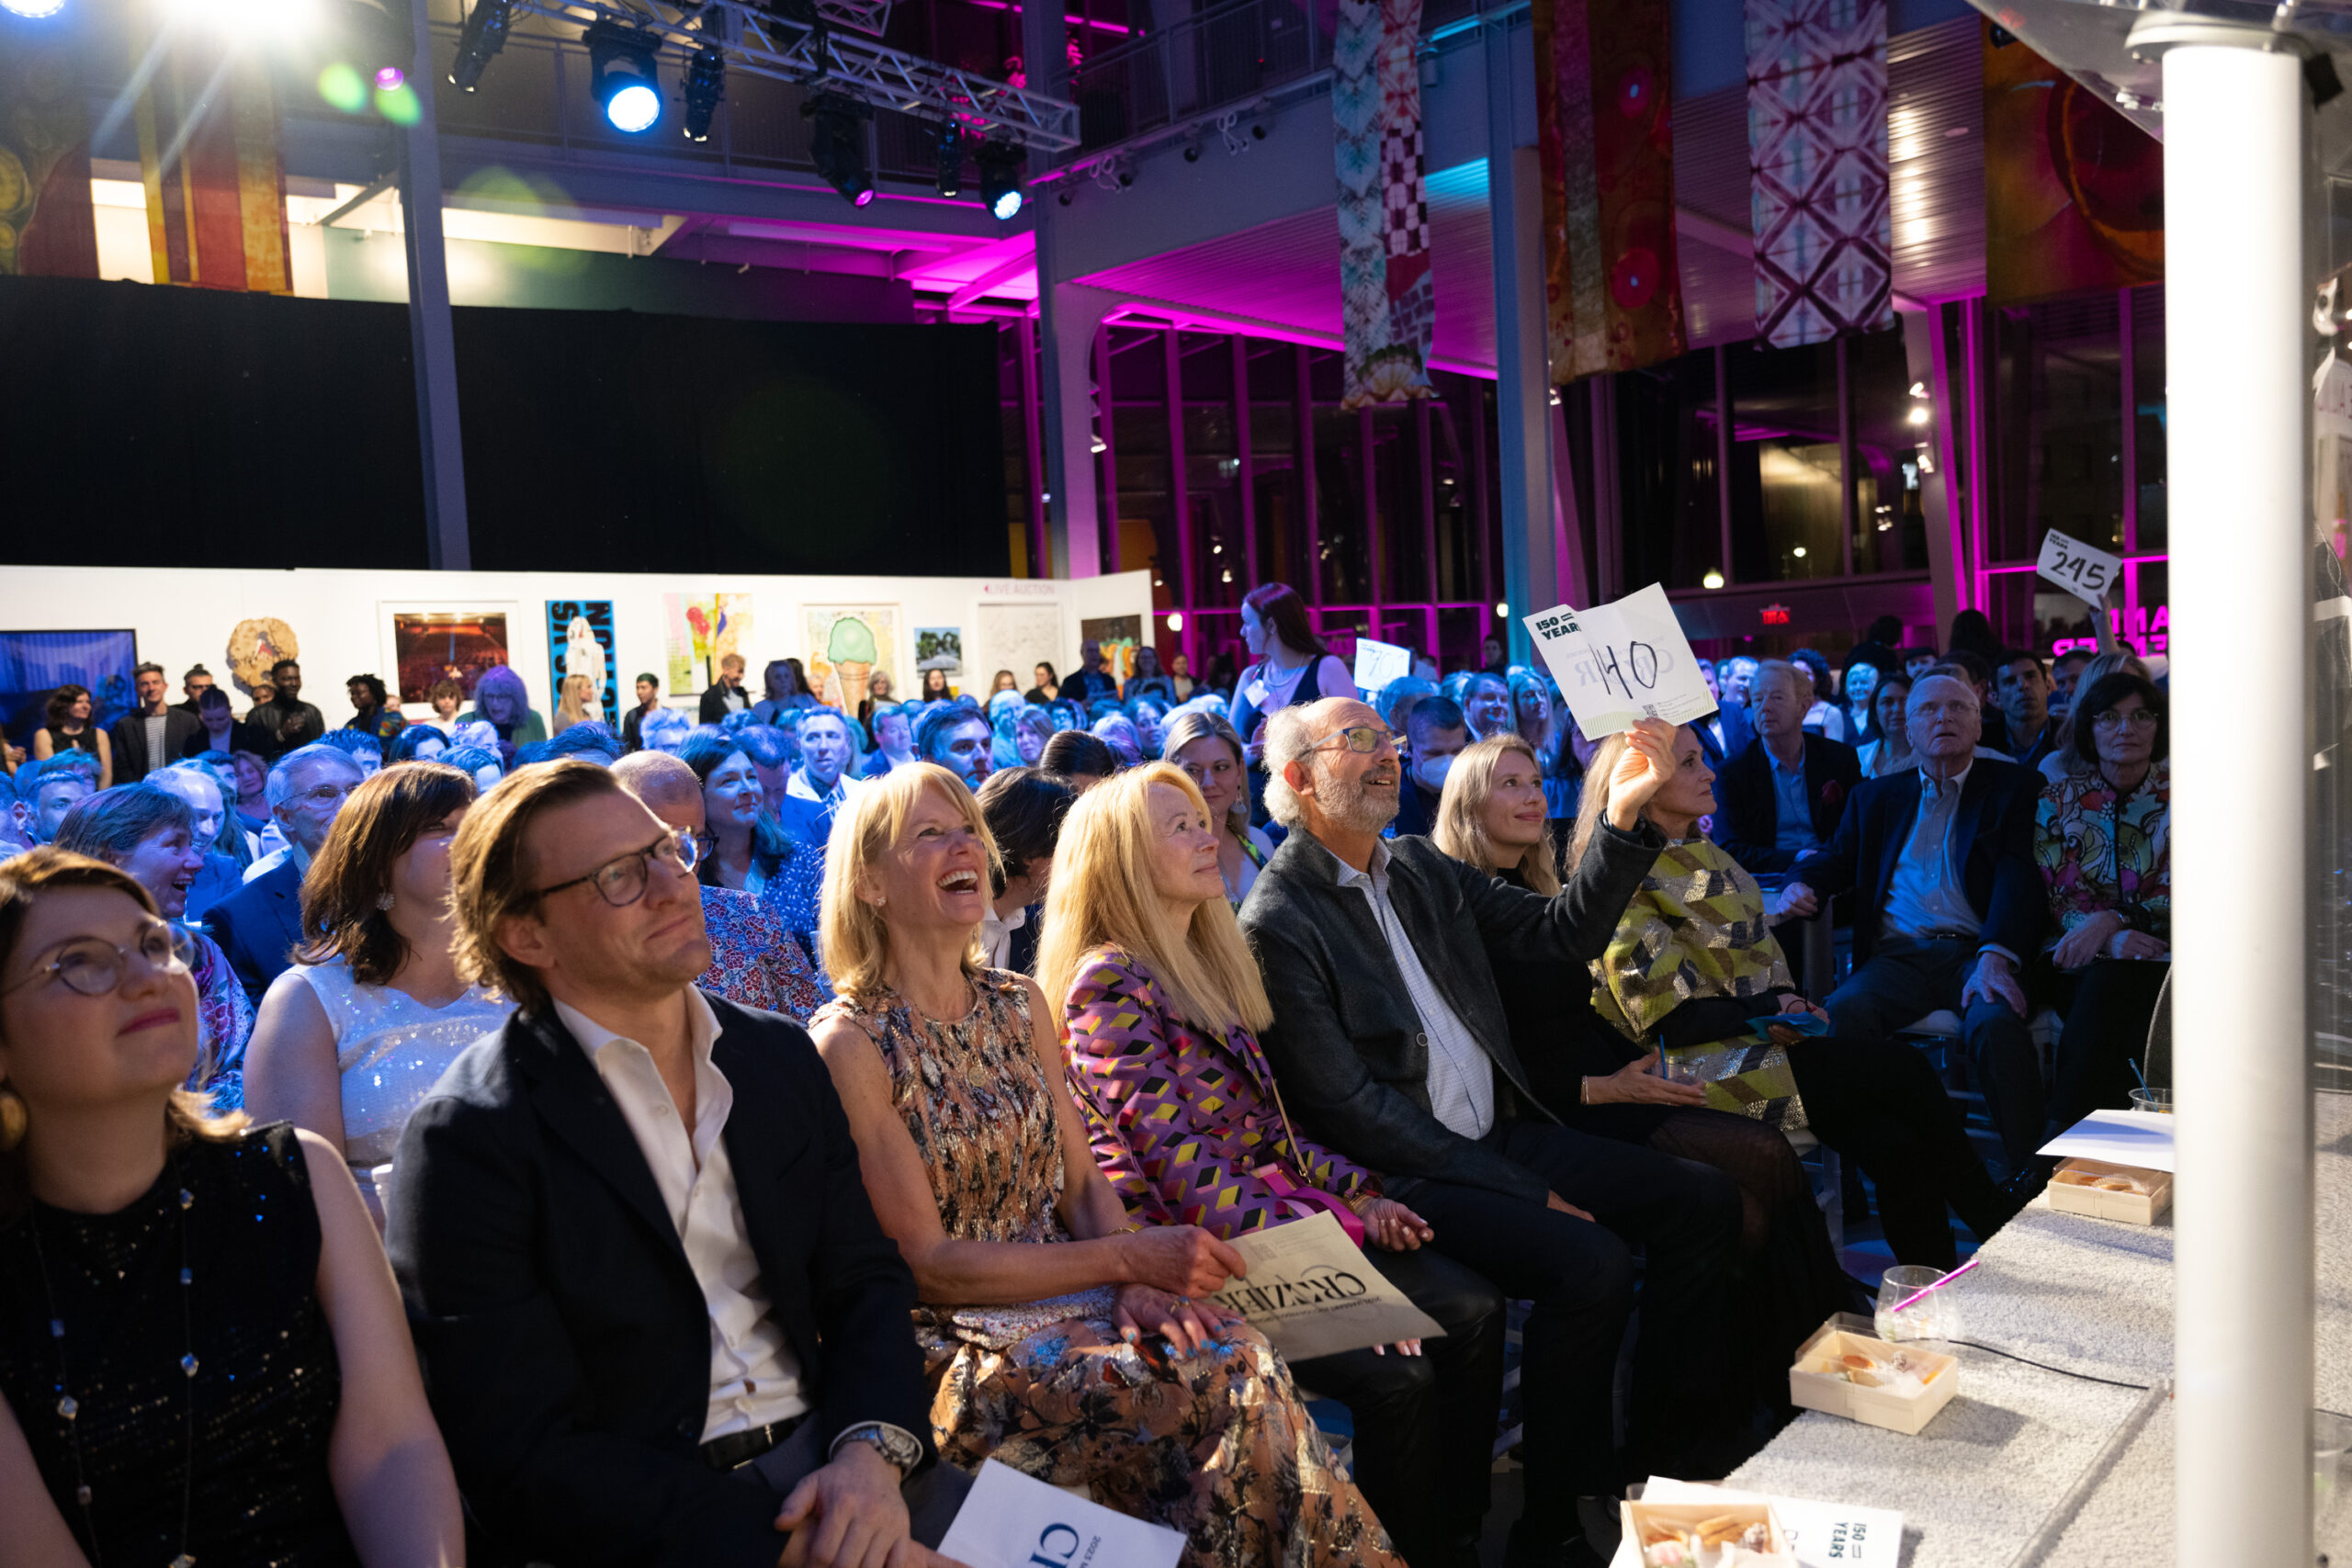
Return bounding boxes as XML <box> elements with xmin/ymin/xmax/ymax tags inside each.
<box><xmin>812</xmin><ymin>972</ymin><xmax>1400</xmax><ymax>1568</ymax></box>
<box><xmin>2033</xmin><ymin>759</ymin><xmax>2170</xmax><ymax>939</ymax></box>
<box><xmin>696</xmin><ymin>886</ymin><xmax>826</xmax><ymax>1021</ymax></box>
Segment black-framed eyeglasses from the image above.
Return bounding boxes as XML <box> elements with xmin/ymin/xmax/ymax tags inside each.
<box><xmin>532</xmin><ymin>829</ymin><xmax>701</xmax><ymax>908</ymax></box>
<box><xmin>1305</xmin><ymin>723</ymin><xmax>1397</xmax><ymax>756</ymax></box>
<box><xmin>2</xmin><ymin>919</ymin><xmax>194</xmax><ymax>998</ymax></box>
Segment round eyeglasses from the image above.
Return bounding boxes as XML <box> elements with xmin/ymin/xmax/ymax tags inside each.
<box><xmin>532</xmin><ymin>828</ymin><xmax>702</xmax><ymax>908</ymax></box>
<box><xmin>2091</xmin><ymin>709</ymin><xmax>2160</xmax><ymax>732</ymax></box>
<box><xmin>3</xmin><ymin>919</ymin><xmax>195</xmax><ymax>998</ymax></box>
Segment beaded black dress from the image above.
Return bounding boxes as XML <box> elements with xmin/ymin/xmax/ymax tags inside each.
<box><xmin>0</xmin><ymin>1122</ymin><xmax>358</xmax><ymax>1566</ymax></box>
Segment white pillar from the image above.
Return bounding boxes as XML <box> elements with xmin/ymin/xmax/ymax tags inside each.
<box><xmin>396</xmin><ymin>0</ymin><xmax>469</xmax><ymax>570</ymax></box>
<box><xmin>2154</xmin><ymin>31</ymin><xmax>2313</xmax><ymax>1568</ymax></box>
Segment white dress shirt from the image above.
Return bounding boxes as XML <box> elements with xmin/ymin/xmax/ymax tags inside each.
<box><xmin>553</xmin><ymin>992</ymin><xmax>808</xmax><ymax>1442</ymax></box>
<box><xmin>1325</xmin><ymin>840</ymin><xmax>1496</xmax><ymax>1140</ymax></box>
<box><xmin>979</xmin><ymin>901</ymin><xmax>1026</xmax><ymax>970</ymax></box>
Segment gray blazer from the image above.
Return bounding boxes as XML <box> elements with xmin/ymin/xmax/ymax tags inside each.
<box><xmin>1237</xmin><ymin>824</ymin><xmax>1660</xmax><ymax>1206</ymax></box>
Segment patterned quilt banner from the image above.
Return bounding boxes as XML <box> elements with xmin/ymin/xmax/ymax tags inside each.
<box><xmin>0</xmin><ymin>15</ymin><xmax>100</xmax><ymax>278</ymax></box>
<box><xmin>134</xmin><ymin>25</ymin><xmax>292</xmax><ymax>292</ymax></box>
<box><xmin>1745</xmin><ymin>0</ymin><xmax>1894</xmax><ymax>345</ymax></box>
<box><xmin>1532</xmin><ymin>0</ymin><xmax>1684</xmax><ymax>382</ymax></box>
<box><xmin>1334</xmin><ymin>0</ymin><xmax>1434</xmax><ymax>409</ymax></box>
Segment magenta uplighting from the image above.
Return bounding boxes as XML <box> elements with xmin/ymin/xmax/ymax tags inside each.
<box><xmin>375</xmin><ymin>65</ymin><xmax>406</xmax><ymax>90</ymax></box>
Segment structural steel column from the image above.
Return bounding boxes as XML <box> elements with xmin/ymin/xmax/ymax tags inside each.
<box><xmin>1487</xmin><ymin>21</ymin><xmax>1557</xmax><ymax>653</ymax></box>
<box><xmin>2139</xmin><ymin>23</ymin><xmax>2312</xmax><ymax>1568</ymax></box>
<box><xmin>397</xmin><ymin>0</ymin><xmax>469</xmax><ymax>569</ymax></box>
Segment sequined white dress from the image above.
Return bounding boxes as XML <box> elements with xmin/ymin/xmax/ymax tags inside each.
<box><xmin>290</xmin><ymin>961</ymin><xmax>514</xmax><ymax>1186</ymax></box>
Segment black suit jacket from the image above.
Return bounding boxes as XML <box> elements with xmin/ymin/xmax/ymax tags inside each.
<box><xmin>386</xmin><ymin>998</ymin><xmax>928</xmax><ymax>1568</ymax></box>
<box><xmin>699</xmin><ymin>682</ymin><xmax>747</xmax><ymax>724</ymax></box>
<box><xmin>1692</xmin><ymin>704</ymin><xmax>1755</xmax><ymax>772</ymax></box>
<box><xmin>1238</xmin><ymin>824</ymin><xmax>1658</xmax><ymax>1206</ymax></box>
<box><xmin>1714</xmin><ymin>733</ymin><xmax>1862</xmax><ymax>874</ymax></box>
<box><xmin>204</xmin><ymin>856</ymin><xmax>305</xmax><ymax>1003</ymax></box>
<box><xmin>1791</xmin><ymin>759</ymin><xmax>2045</xmax><ymax>966</ymax></box>
<box><xmin>107</xmin><ymin>707</ymin><xmax>204</xmax><ymax>782</ymax></box>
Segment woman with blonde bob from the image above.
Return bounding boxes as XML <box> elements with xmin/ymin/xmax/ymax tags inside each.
<box><xmin>0</xmin><ymin>849</ymin><xmax>463</xmax><ymax>1567</ymax></box>
<box><xmin>808</xmin><ymin>763</ymin><xmax>1400</xmax><ymax>1568</ymax></box>
<box><xmin>1046</xmin><ymin>762</ymin><xmax>1504</xmax><ymax>1568</ymax></box>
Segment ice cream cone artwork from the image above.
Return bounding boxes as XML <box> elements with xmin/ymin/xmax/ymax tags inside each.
<box><xmin>825</xmin><ymin>615</ymin><xmax>880</xmax><ymax>711</ymax></box>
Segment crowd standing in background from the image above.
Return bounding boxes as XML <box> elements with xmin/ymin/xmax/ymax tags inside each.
<box><xmin>0</xmin><ymin>596</ymin><xmax>2174</xmax><ymax>1568</ymax></box>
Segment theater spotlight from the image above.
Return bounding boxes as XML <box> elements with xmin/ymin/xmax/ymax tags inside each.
<box><xmin>682</xmin><ymin>45</ymin><xmax>724</xmax><ymax>141</ymax></box>
<box><xmin>933</xmin><ymin>121</ymin><xmax>964</xmax><ymax>198</ymax></box>
<box><xmin>807</xmin><ymin>92</ymin><xmax>874</xmax><ymax>207</ymax></box>
<box><xmin>2</xmin><ymin>0</ymin><xmax>68</xmax><ymax>19</ymax></box>
<box><xmin>587</xmin><ymin>20</ymin><xmax>662</xmax><ymax>133</ymax></box>
<box><xmin>447</xmin><ymin>0</ymin><xmax>512</xmax><ymax>91</ymax></box>
<box><xmin>975</xmin><ymin>136</ymin><xmax>1023</xmax><ymax>220</ymax></box>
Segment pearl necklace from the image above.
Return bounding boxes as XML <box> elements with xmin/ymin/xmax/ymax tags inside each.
<box><xmin>27</xmin><ymin>1157</ymin><xmax>200</xmax><ymax>1568</ymax></box>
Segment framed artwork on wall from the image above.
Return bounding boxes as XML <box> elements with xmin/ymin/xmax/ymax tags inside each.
<box><xmin>547</xmin><ymin>600</ymin><xmax>617</xmax><ymax>727</ymax></box>
<box><xmin>379</xmin><ymin>604</ymin><xmax>517</xmax><ymax>705</ymax></box>
<box><xmin>0</xmin><ymin>629</ymin><xmax>139</xmax><ymax>748</ymax></box>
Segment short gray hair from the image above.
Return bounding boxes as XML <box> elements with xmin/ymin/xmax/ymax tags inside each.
<box><xmin>1753</xmin><ymin>659</ymin><xmax>1813</xmax><ymax>704</ymax></box>
<box><xmin>266</xmin><ymin>743</ymin><xmax>363</xmax><ymax>810</ymax></box>
<box><xmin>1261</xmin><ymin>705</ymin><xmax>1321</xmax><ymax>829</ymax></box>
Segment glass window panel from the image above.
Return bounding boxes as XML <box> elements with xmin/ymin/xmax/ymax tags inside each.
<box><xmin>1370</xmin><ymin>405</ymin><xmax>1430</xmax><ymax>604</ymax></box>
<box><xmin>1312</xmin><ymin>402</ymin><xmax>1370</xmax><ymax>604</ymax></box>
<box><xmin>1430</xmin><ymin>390</ymin><xmax>1478</xmax><ymax>603</ymax></box>
<box><xmin>1988</xmin><ymin>294</ymin><xmax>2123</xmax><ymax>564</ymax></box>
<box><xmin>1108</xmin><ymin>329</ymin><xmax>1171</xmax><ymax>586</ymax></box>
<box><xmin>2132</xmin><ymin>285</ymin><xmax>2167</xmax><ymax>552</ymax></box>
<box><xmin>1726</xmin><ymin>339</ymin><xmax>1843</xmax><ymax>582</ymax></box>
<box><xmin>1849</xmin><ymin>326</ymin><xmax>1929</xmax><ymax>575</ymax></box>
<box><xmin>1614</xmin><ymin>350</ymin><xmax>1724</xmax><ymax>591</ymax></box>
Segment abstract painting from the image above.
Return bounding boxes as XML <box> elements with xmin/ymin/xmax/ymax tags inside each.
<box><xmin>662</xmin><ymin>592</ymin><xmax>752</xmax><ymax>695</ymax></box>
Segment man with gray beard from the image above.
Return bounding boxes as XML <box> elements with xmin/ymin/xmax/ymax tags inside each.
<box><xmin>1236</xmin><ymin>698</ymin><xmax>1742</xmax><ymax>1568</ymax></box>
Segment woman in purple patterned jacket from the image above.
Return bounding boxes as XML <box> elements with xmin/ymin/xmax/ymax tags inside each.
<box><xmin>1043</xmin><ymin>762</ymin><xmax>1506</xmax><ymax>1568</ymax></box>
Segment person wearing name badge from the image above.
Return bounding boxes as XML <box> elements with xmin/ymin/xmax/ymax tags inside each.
<box><xmin>1048</xmin><ymin>763</ymin><xmax>1505</xmax><ymax>1568</ymax></box>
<box><xmin>807</xmin><ymin>764</ymin><xmax>1404</xmax><ymax>1568</ymax></box>
<box><xmin>1227</xmin><ymin>583</ymin><xmax>1354</xmax><ymax>769</ymax></box>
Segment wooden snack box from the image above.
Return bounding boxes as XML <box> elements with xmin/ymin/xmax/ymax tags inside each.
<box><xmin>2046</xmin><ymin>1156</ymin><xmax>2172</xmax><ymax>1224</ymax></box>
<box><xmin>1788</xmin><ymin>1313</ymin><xmax>1958</xmax><ymax>1437</ymax></box>
<box><xmin>1620</xmin><ymin>1496</ymin><xmax>1792</xmax><ymax>1566</ymax></box>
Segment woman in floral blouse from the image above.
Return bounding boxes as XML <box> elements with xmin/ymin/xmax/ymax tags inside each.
<box><xmin>1046</xmin><ymin>762</ymin><xmax>1504</xmax><ymax>1568</ymax></box>
<box><xmin>2034</xmin><ymin>671</ymin><xmax>2170</xmax><ymax>1127</ymax></box>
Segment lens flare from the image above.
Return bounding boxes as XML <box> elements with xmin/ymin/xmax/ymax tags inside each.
<box><xmin>375</xmin><ymin>81</ymin><xmax>422</xmax><ymax>125</ymax></box>
<box><xmin>318</xmin><ymin>61</ymin><xmax>368</xmax><ymax>113</ymax></box>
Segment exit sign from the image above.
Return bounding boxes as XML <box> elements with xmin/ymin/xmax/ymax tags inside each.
<box><xmin>1760</xmin><ymin>604</ymin><xmax>1792</xmax><ymax>626</ymax></box>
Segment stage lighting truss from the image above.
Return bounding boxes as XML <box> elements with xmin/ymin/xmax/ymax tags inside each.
<box><xmin>974</xmin><ymin>133</ymin><xmax>1023</xmax><ymax>220</ymax></box>
<box><xmin>682</xmin><ymin>43</ymin><xmax>725</xmax><ymax>140</ymax></box>
<box><xmin>485</xmin><ymin>0</ymin><xmax>1078</xmax><ymax>152</ymax></box>
<box><xmin>450</xmin><ymin>0</ymin><xmax>514</xmax><ymax>90</ymax></box>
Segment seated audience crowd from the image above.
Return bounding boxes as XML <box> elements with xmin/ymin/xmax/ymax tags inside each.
<box><xmin>0</xmin><ymin>601</ymin><xmax>2173</xmax><ymax>1568</ymax></box>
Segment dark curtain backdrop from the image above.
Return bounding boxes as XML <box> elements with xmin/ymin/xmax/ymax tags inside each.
<box><xmin>0</xmin><ymin>275</ymin><xmax>1009</xmax><ymax>577</ymax></box>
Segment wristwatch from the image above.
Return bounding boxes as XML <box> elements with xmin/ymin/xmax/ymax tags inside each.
<box><xmin>832</xmin><ymin>1422</ymin><xmax>924</xmax><ymax>1476</ymax></box>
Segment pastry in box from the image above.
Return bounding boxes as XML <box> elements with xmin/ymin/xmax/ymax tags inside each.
<box><xmin>2046</xmin><ymin>1156</ymin><xmax>2171</xmax><ymax>1224</ymax></box>
<box><xmin>1788</xmin><ymin>1313</ymin><xmax>1958</xmax><ymax>1436</ymax></box>
<box><xmin>1620</xmin><ymin>1497</ymin><xmax>1793</xmax><ymax>1567</ymax></box>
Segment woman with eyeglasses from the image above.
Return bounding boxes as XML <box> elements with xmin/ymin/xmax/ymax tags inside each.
<box><xmin>2035</xmin><ymin>671</ymin><xmax>2170</xmax><ymax>1126</ymax></box>
<box><xmin>0</xmin><ymin>848</ymin><xmax>465</xmax><ymax>1568</ymax></box>
<box><xmin>243</xmin><ymin>763</ymin><xmax>512</xmax><ymax>1224</ymax></box>
<box><xmin>53</xmin><ymin>784</ymin><xmax>254</xmax><ymax>1111</ymax></box>
<box><xmin>678</xmin><ymin>730</ymin><xmax>822</xmax><ymax>964</ymax></box>
<box><xmin>807</xmin><ymin>765</ymin><xmax>1402</xmax><ymax>1568</ymax></box>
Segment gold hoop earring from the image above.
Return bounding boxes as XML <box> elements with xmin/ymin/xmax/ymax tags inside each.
<box><xmin>0</xmin><ymin>1088</ymin><xmax>27</xmax><ymax>1153</ymax></box>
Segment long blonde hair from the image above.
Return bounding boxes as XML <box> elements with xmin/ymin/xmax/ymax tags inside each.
<box><xmin>555</xmin><ymin>673</ymin><xmax>595</xmax><ymax>731</ymax></box>
<box><xmin>1035</xmin><ymin>762</ymin><xmax>1272</xmax><ymax>1035</ymax></box>
<box><xmin>1432</xmin><ymin>733</ymin><xmax>1561</xmax><ymax>896</ymax></box>
<box><xmin>820</xmin><ymin>762</ymin><xmax>1001</xmax><ymax>1003</ymax></box>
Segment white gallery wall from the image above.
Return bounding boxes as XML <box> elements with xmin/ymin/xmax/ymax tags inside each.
<box><xmin>0</xmin><ymin>565</ymin><xmax>1156</xmax><ymax>717</ymax></box>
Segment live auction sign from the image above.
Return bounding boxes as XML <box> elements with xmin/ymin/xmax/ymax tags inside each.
<box><xmin>1208</xmin><ymin>1213</ymin><xmax>1443</xmax><ymax>1361</ymax></box>
<box><xmin>1523</xmin><ymin>584</ymin><xmax>1717</xmax><ymax>742</ymax></box>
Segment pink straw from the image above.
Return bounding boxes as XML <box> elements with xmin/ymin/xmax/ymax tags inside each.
<box><xmin>1887</xmin><ymin>1257</ymin><xmax>1981</xmax><ymax>1316</ymax></box>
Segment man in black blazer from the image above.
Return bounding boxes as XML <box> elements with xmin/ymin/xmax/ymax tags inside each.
<box><xmin>388</xmin><ymin>760</ymin><xmax>956</xmax><ymax>1568</ymax></box>
<box><xmin>108</xmin><ymin>662</ymin><xmax>205</xmax><ymax>784</ymax></box>
<box><xmin>1713</xmin><ymin>660</ymin><xmax>1860</xmax><ymax>874</ymax></box>
<box><xmin>1238</xmin><ymin>699</ymin><xmax>1740</xmax><ymax>1564</ymax></box>
<box><xmin>1781</xmin><ymin>674</ymin><xmax>2049</xmax><ymax>1173</ymax></box>
<box><xmin>205</xmin><ymin>742</ymin><xmax>363</xmax><ymax>1002</ymax></box>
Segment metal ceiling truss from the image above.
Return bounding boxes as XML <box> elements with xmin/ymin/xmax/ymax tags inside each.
<box><xmin>499</xmin><ymin>0</ymin><xmax>1080</xmax><ymax>150</ymax></box>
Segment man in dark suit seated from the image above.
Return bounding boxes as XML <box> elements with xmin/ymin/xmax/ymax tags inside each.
<box><xmin>206</xmin><ymin>742</ymin><xmax>362</xmax><ymax>1002</ymax></box>
<box><xmin>387</xmin><ymin>760</ymin><xmax>960</xmax><ymax>1568</ymax></box>
<box><xmin>1690</xmin><ymin>672</ymin><xmax>1753</xmax><ymax>773</ymax></box>
<box><xmin>1778</xmin><ymin>673</ymin><xmax>2049</xmax><ymax>1176</ymax></box>
<box><xmin>1238</xmin><ymin>698</ymin><xmax>1741</xmax><ymax>1567</ymax></box>
<box><xmin>1713</xmin><ymin>660</ymin><xmax>1860</xmax><ymax>875</ymax></box>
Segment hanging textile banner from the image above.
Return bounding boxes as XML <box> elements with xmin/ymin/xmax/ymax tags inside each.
<box><xmin>1745</xmin><ymin>0</ymin><xmax>1894</xmax><ymax>345</ymax></box>
<box><xmin>1982</xmin><ymin>23</ymin><xmax>2161</xmax><ymax>307</ymax></box>
<box><xmin>1334</xmin><ymin>0</ymin><xmax>1435</xmax><ymax>409</ymax></box>
<box><xmin>134</xmin><ymin>26</ymin><xmax>292</xmax><ymax>292</ymax></box>
<box><xmin>0</xmin><ymin>15</ymin><xmax>101</xmax><ymax>278</ymax></box>
<box><xmin>1532</xmin><ymin>0</ymin><xmax>1684</xmax><ymax>382</ymax></box>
